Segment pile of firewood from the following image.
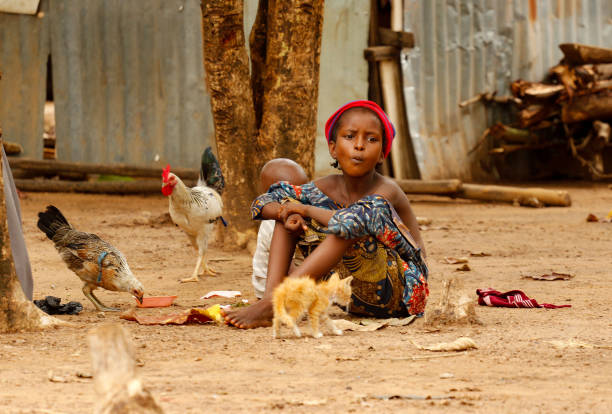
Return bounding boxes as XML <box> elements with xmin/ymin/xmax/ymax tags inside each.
<box><xmin>475</xmin><ymin>43</ymin><xmax>612</xmax><ymax>180</ymax></box>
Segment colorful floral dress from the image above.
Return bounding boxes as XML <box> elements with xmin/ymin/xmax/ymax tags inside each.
<box><xmin>251</xmin><ymin>181</ymin><xmax>429</xmax><ymax>318</ymax></box>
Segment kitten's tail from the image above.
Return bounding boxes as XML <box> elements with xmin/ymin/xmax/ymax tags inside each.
<box><xmin>273</xmin><ymin>296</ymin><xmax>294</xmax><ymax>328</ymax></box>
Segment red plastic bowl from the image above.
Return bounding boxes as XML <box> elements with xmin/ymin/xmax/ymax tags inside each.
<box><xmin>136</xmin><ymin>296</ymin><xmax>177</xmax><ymax>308</ymax></box>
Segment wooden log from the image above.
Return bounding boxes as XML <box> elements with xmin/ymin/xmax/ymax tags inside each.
<box><xmin>364</xmin><ymin>45</ymin><xmax>399</xmax><ymax>62</ymax></box>
<box><xmin>7</xmin><ymin>158</ymin><xmax>199</xmax><ymax>180</ymax></box>
<box><xmin>489</xmin><ymin>142</ymin><xmax>556</xmax><ymax>154</ymax></box>
<box><xmin>395</xmin><ymin>178</ymin><xmax>462</xmax><ymax>194</ymax></box>
<box><xmin>14</xmin><ymin>178</ymin><xmax>196</xmax><ymax>194</ymax></box>
<box><xmin>378</xmin><ymin>28</ymin><xmax>415</xmax><ymax>48</ymax></box>
<box><xmin>456</xmin><ymin>183</ymin><xmax>571</xmax><ymax>207</ymax></box>
<box><xmin>88</xmin><ymin>324</ymin><xmax>164</xmax><ymax>414</ymax></box>
<box><xmin>488</xmin><ymin>123</ymin><xmax>534</xmax><ymax>144</ymax></box>
<box><xmin>550</xmin><ymin>64</ymin><xmax>577</xmax><ymax>97</ymax></box>
<box><xmin>458</xmin><ymin>92</ymin><xmax>522</xmax><ymax>108</ymax></box>
<box><xmin>575</xmin><ymin>63</ymin><xmax>612</xmax><ymax>85</ymax></box>
<box><xmin>518</xmin><ymin>104</ymin><xmax>559</xmax><ymax>128</ymax></box>
<box><xmin>559</xmin><ymin>43</ymin><xmax>612</xmax><ymax>66</ymax></box>
<box><xmin>2</xmin><ymin>141</ymin><xmax>23</xmax><ymax>155</ymax></box>
<box><xmin>561</xmin><ymin>88</ymin><xmax>612</xmax><ymax>123</ymax></box>
<box><xmin>511</xmin><ymin>80</ymin><xmax>564</xmax><ymax>99</ymax></box>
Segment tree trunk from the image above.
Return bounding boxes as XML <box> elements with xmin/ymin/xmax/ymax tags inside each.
<box><xmin>0</xmin><ymin>143</ymin><xmax>65</xmax><ymax>333</ymax></box>
<box><xmin>257</xmin><ymin>0</ymin><xmax>323</xmax><ymax>176</ymax></box>
<box><xmin>202</xmin><ymin>0</ymin><xmax>323</xmax><ymax>246</ymax></box>
<box><xmin>201</xmin><ymin>0</ymin><xmax>260</xmax><ymax>246</ymax></box>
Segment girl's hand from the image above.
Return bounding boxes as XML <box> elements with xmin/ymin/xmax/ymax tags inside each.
<box><xmin>284</xmin><ymin>213</ymin><xmax>308</xmax><ymax>234</ymax></box>
<box><xmin>278</xmin><ymin>203</ymin><xmax>309</xmax><ymax>223</ymax></box>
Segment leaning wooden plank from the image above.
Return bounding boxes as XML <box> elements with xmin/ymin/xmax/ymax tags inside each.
<box><xmin>7</xmin><ymin>158</ymin><xmax>199</xmax><ymax>180</ymax></box>
<box><xmin>395</xmin><ymin>179</ymin><xmax>462</xmax><ymax>194</ymax></box>
<box><xmin>14</xmin><ymin>178</ymin><xmax>196</xmax><ymax>194</ymax></box>
<box><xmin>457</xmin><ymin>184</ymin><xmax>571</xmax><ymax>207</ymax></box>
<box><xmin>559</xmin><ymin>43</ymin><xmax>612</xmax><ymax>66</ymax></box>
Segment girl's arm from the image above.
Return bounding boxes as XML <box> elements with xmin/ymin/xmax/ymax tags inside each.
<box><xmin>387</xmin><ymin>184</ymin><xmax>427</xmax><ymax>257</ymax></box>
<box><xmin>259</xmin><ymin>202</ymin><xmax>283</xmax><ymax>221</ymax></box>
<box><xmin>279</xmin><ymin>204</ymin><xmax>335</xmax><ymax>226</ymax></box>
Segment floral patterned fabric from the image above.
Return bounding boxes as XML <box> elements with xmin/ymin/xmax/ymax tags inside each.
<box><xmin>252</xmin><ymin>181</ymin><xmax>429</xmax><ymax>317</ymax></box>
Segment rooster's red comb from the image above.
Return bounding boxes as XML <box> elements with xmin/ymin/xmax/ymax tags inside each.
<box><xmin>162</xmin><ymin>164</ymin><xmax>171</xmax><ymax>182</ymax></box>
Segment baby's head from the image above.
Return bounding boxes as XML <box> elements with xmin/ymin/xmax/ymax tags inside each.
<box><xmin>259</xmin><ymin>158</ymin><xmax>309</xmax><ymax>193</ymax></box>
<box><xmin>325</xmin><ymin>100</ymin><xmax>395</xmax><ymax>165</ymax></box>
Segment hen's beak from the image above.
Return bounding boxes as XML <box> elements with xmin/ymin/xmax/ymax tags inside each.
<box><xmin>135</xmin><ymin>292</ymin><xmax>144</xmax><ymax>304</ymax></box>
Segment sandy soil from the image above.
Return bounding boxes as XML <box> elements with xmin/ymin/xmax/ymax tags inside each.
<box><xmin>1</xmin><ymin>183</ymin><xmax>611</xmax><ymax>414</ymax></box>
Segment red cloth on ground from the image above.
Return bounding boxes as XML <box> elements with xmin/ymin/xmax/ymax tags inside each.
<box><xmin>476</xmin><ymin>288</ymin><xmax>571</xmax><ymax>309</ymax></box>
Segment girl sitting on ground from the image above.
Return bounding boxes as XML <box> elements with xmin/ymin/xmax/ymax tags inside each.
<box><xmin>223</xmin><ymin>100</ymin><xmax>429</xmax><ymax>329</ymax></box>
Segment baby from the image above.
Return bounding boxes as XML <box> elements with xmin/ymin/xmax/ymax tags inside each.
<box><xmin>252</xmin><ymin>159</ymin><xmax>308</xmax><ymax>299</ymax></box>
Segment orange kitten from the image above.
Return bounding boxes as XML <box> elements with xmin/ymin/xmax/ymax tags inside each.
<box><xmin>272</xmin><ymin>273</ymin><xmax>353</xmax><ymax>339</ymax></box>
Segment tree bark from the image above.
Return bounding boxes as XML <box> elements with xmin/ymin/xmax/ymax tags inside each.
<box><xmin>201</xmin><ymin>0</ymin><xmax>323</xmax><ymax>246</ymax></box>
<box><xmin>0</xmin><ymin>143</ymin><xmax>65</xmax><ymax>333</ymax></box>
<box><xmin>258</xmin><ymin>0</ymin><xmax>324</xmax><ymax>176</ymax></box>
<box><xmin>201</xmin><ymin>0</ymin><xmax>260</xmax><ymax>246</ymax></box>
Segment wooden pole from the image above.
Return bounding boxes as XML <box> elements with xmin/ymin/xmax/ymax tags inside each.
<box><xmin>7</xmin><ymin>158</ymin><xmax>199</xmax><ymax>180</ymax></box>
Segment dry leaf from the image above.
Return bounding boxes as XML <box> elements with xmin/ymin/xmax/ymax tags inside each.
<box><xmin>416</xmin><ymin>216</ymin><xmax>432</xmax><ymax>225</ymax></box>
<box><xmin>455</xmin><ymin>264</ymin><xmax>471</xmax><ymax>271</ymax></box>
<box><xmin>469</xmin><ymin>251</ymin><xmax>491</xmax><ymax>257</ymax></box>
<box><xmin>586</xmin><ymin>213</ymin><xmax>612</xmax><ymax>223</ymax></box>
<box><xmin>333</xmin><ymin>319</ymin><xmax>384</xmax><ymax>332</ymax></box>
<box><xmin>332</xmin><ymin>316</ymin><xmax>416</xmax><ymax>332</ymax></box>
<box><xmin>548</xmin><ymin>339</ymin><xmax>612</xmax><ymax>350</ymax></box>
<box><xmin>522</xmin><ymin>272</ymin><xmax>574</xmax><ymax>281</ymax></box>
<box><xmin>442</xmin><ymin>257</ymin><xmax>469</xmax><ymax>264</ymax></box>
<box><xmin>412</xmin><ymin>337</ymin><xmax>478</xmax><ymax>352</ymax></box>
<box><xmin>48</xmin><ymin>371</ymin><xmax>69</xmax><ymax>383</ymax></box>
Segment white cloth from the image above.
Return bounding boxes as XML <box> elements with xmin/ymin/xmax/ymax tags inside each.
<box><xmin>252</xmin><ymin>220</ymin><xmax>275</xmax><ymax>299</ymax></box>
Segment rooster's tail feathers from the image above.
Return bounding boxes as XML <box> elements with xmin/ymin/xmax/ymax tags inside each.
<box><xmin>198</xmin><ymin>146</ymin><xmax>225</xmax><ymax>195</ymax></box>
<box><xmin>37</xmin><ymin>205</ymin><xmax>72</xmax><ymax>240</ymax></box>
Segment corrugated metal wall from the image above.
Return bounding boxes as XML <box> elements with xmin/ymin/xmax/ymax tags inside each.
<box><xmin>0</xmin><ymin>1</ymin><xmax>48</xmax><ymax>159</ymax></box>
<box><xmin>315</xmin><ymin>0</ymin><xmax>370</xmax><ymax>177</ymax></box>
<box><xmin>0</xmin><ymin>0</ymin><xmax>213</xmax><ymax>168</ymax></box>
<box><xmin>402</xmin><ymin>0</ymin><xmax>612</xmax><ymax>180</ymax></box>
<box><xmin>1</xmin><ymin>0</ymin><xmax>368</xmax><ymax>173</ymax></box>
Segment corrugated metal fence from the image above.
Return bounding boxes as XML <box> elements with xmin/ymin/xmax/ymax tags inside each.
<box><xmin>0</xmin><ymin>0</ymin><xmax>213</xmax><ymax>168</ymax></box>
<box><xmin>402</xmin><ymin>0</ymin><xmax>612</xmax><ymax>180</ymax></box>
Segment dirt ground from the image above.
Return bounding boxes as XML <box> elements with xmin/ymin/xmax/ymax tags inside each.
<box><xmin>1</xmin><ymin>182</ymin><xmax>611</xmax><ymax>413</ymax></box>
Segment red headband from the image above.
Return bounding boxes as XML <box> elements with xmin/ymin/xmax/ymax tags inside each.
<box><xmin>324</xmin><ymin>100</ymin><xmax>395</xmax><ymax>158</ymax></box>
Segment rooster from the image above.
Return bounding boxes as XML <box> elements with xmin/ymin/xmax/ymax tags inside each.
<box><xmin>37</xmin><ymin>205</ymin><xmax>144</xmax><ymax>312</ymax></box>
<box><xmin>161</xmin><ymin>147</ymin><xmax>225</xmax><ymax>283</ymax></box>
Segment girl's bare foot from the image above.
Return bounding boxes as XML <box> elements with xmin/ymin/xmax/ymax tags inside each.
<box><xmin>222</xmin><ymin>298</ymin><xmax>273</xmax><ymax>329</ymax></box>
